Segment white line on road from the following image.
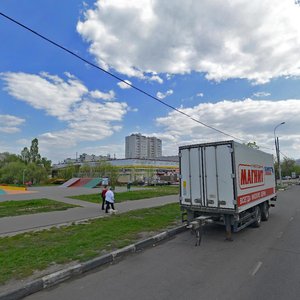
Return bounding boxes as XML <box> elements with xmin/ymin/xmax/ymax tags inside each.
<box><xmin>250</xmin><ymin>261</ymin><xmax>263</xmax><ymax>276</ymax></box>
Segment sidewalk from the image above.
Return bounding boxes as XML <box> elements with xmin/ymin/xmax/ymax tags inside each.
<box><xmin>0</xmin><ymin>186</ymin><xmax>179</xmax><ymax>236</ymax></box>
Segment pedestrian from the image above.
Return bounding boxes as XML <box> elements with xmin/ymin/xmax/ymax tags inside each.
<box><xmin>101</xmin><ymin>185</ymin><xmax>108</xmax><ymax>210</ymax></box>
<box><xmin>105</xmin><ymin>187</ymin><xmax>116</xmax><ymax>213</ymax></box>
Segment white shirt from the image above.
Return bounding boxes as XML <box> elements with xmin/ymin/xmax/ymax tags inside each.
<box><xmin>105</xmin><ymin>190</ymin><xmax>115</xmax><ymax>203</ymax></box>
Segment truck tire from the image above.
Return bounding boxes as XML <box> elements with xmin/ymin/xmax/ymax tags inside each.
<box><xmin>252</xmin><ymin>206</ymin><xmax>261</xmax><ymax>228</ymax></box>
<box><xmin>261</xmin><ymin>202</ymin><xmax>269</xmax><ymax>221</ymax></box>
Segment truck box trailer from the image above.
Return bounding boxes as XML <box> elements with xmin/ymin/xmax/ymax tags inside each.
<box><xmin>179</xmin><ymin>140</ymin><xmax>276</xmax><ymax>241</ymax></box>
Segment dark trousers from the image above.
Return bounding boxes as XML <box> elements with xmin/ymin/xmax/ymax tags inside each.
<box><xmin>101</xmin><ymin>197</ymin><xmax>106</xmax><ymax>210</ymax></box>
<box><xmin>105</xmin><ymin>201</ymin><xmax>115</xmax><ymax>213</ymax></box>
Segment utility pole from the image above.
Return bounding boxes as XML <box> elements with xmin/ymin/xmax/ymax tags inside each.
<box><xmin>273</xmin><ymin>122</ymin><xmax>285</xmax><ymax>186</ymax></box>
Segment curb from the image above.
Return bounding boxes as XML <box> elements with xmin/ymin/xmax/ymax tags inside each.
<box><xmin>0</xmin><ymin>224</ymin><xmax>187</xmax><ymax>300</ymax></box>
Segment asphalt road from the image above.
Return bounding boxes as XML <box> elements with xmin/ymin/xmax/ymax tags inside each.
<box><xmin>26</xmin><ymin>185</ymin><xmax>300</xmax><ymax>300</ymax></box>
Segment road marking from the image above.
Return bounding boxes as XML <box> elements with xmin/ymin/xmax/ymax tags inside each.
<box><xmin>251</xmin><ymin>261</ymin><xmax>263</xmax><ymax>276</ymax></box>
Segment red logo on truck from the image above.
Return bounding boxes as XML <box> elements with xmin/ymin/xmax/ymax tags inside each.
<box><xmin>239</xmin><ymin>164</ymin><xmax>264</xmax><ymax>190</ymax></box>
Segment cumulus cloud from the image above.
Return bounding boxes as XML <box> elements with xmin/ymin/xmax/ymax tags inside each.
<box><xmin>156</xmin><ymin>89</ymin><xmax>173</xmax><ymax>99</ymax></box>
<box><xmin>196</xmin><ymin>93</ymin><xmax>204</xmax><ymax>97</ymax></box>
<box><xmin>0</xmin><ymin>114</ymin><xmax>25</xmax><ymax>133</ymax></box>
<box><xmin>77</xmin><ymin>0</ymin><xmax>300</xmax><ymax>84</ymax></box>
<box><xmin>117</xmin><ymin>80</ymin><xmax>132</xmax><ymax>89</ymax></box>
<box><xmin>155</xmin><ymin>99</ymin><xmax>300</xmax><ymax>158</ymax></box>
<box><xmin>1</xmin><ymin>72</ymin><xmax>88</xmax><ymax>120</ymax></box>
<box><xmin>90</xmin><ymin>89</ymin><xmax>115</xmax><ymax>100</ymax></box>
<box><xmin>149</xmin><ymin>75</ymin><xmax>163</xmax><ymax>84</ymax></box>
<box><xmin>0</xmin><ymin>72</ymin><xmax>128</xmax><ymax>159</ymax></box>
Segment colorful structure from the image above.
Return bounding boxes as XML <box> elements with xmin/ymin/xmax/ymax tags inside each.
<box><xmin>60</xmin><ymin>178</ymin><xmax>103</xmax><ymax>188</ymax></box>
<box><xmin>0</xmin><ymin>185</ymin><xmax>31</xmax><ymax>195</ymax></box>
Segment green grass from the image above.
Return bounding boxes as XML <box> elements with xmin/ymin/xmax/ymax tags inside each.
<box><xmin>0</xmin><ymin>199</ymin><xmax>79</xmax><ymax>218</ymax></box>
<box><xmin>69</xmin><ymin>185</ymin><xmax>179</xmax><ymax>204</ymax></box>
<box><xmin>0</xmin><ymin>203</ymin><xmax>181</xmax><ymax>285</ymax></box>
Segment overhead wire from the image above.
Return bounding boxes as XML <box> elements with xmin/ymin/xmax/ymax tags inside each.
<box><xmin>0</xmin><ymin>11</ymin><xmax>275</xmax><ymax>147</ymax></box>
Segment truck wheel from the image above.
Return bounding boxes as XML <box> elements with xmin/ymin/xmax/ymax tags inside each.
<box><xmin>261</xmin><ymin>202</ymin><xmax>269</xmax><ymax>221</ymax></box>
<box><xmin>252</xmin><ymin>206</ymin><xmax>261</xmax><ymax>228</ymax></box>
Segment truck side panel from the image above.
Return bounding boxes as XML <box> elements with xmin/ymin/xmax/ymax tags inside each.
<box><xmin>234</xmin><ymin>142</ymin><xmax>276</xmax><ymax>213</ymax></box>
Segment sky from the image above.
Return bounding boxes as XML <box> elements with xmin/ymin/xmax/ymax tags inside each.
<box><xmin>1</xmin><ymin>0</ymin><xmax>300</xmax><ymax>163</ymax></box>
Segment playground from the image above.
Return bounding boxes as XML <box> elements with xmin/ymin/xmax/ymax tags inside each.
<box><xmin>0</xmin><ymin>177</ymin><xmax>109</xmax><ymax>196</ymax></box>
<box><xmin>0</xmin><ymin>185</ymin><xmax>35</xmax><ymax>195</ymax></box>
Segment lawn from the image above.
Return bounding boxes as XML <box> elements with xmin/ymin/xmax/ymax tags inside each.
<box><xmin>0</xmin><ymin>199</ymin><xmax>79</xmax><ymax>218</ymax></box>
<box><xmin>0</xmin><ymin>203</ymin><xmax>181</xmax><ymax>285</ymax></box>
<box><xmin>69</xmin><ymin>185</ymin><xmax>179</xmax><ymax>204</ymax></box>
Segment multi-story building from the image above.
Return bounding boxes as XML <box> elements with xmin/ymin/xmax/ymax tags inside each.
<box><xmin>147</xmin><ymin>136</ymin><xmax>162</xmax><ymax>158</ymax></box>
<box><xmin>125</xmin><ymin>133</ymin><xmax>162</xmax><ymax>159</ymax></box>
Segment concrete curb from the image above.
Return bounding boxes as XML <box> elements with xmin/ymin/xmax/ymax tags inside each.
<box><xmin>0</xmin><ymin>224</ymin><xmax>187</xmax><ymax>300</ymax></box>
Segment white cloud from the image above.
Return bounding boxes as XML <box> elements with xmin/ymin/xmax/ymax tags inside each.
<box><xmin>149</xmin><ymin>75</ymin><xmax>163</xmax><ymax>84</ymax></box>
<box><xmin>90</xmin><ymin>89</ymin><xmax>115</xmax><ymax>100</ymax></box>
<box><xmin>0</xmin><ymin>72</ymin><xmax>128</xmax><ymax>161</ymax></box>
<box><xmin>0</xmin><ymin>114</ymin><xmax>25</xmax><ymax>133</ymax></box>
<box><xmin>77</xmin><ymin>0</ymin><xmax>300</xmax><ymax>84</ymax></box>
<box><xmin>253</xmin><ymin>92</ymin><xmax>271</xmax><ymax>97</ymax></box>
<box><xmin>196</xmin><ymin>92</ymin><xmax>204</xmax><ymax>97</ymax></box>
<box><xmin>156</xmin><ymin>89</ymin><xmax>173</xmax><ymax>99</ymax></box>
<box><xmin>155</xmin><ymin>99</ymin><xmax>300</xmax><ymax>158</ymax></box>
<box><xmin>0</xmin><ymin>72</ymin><xmax>88</xmax><ymax>120</ymax></box>
<box><xmin>117</xmin><ymin>80</ymin><xmax>132</xmax><ymax>89</ymax></box>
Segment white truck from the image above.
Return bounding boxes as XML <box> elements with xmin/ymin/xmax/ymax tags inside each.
<box><xmin>179</xmin><ymin>140</ymin><xmax>277</xmax><ymax>241</ymax></box>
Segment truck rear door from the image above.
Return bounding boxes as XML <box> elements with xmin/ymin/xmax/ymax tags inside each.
<box><xmin>180</xmin><ymin>143</ymin><xmax>235</xmax><ymax>210</ymax></box>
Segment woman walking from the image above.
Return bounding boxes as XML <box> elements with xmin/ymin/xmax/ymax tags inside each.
<box><xmin>105</xmin><ymin>187</ymin><xmax>116</xmax><ymax>213</ymax></box>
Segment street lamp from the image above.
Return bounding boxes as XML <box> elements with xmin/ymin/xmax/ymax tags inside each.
<box><xmin>22</xmin><ymin>169</ymin><xmax>27</xmax><ymax>185</ymax></box>
<box><xmin>273</xmin><ymin>122</ymin><xmax>285</xmax><ymax>186</ymax></box>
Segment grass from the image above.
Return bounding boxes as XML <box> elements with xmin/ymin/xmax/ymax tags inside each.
<box><xmin>0</xmin><ymin>199</ymin><xmax>79</xmax><ymax>218</ymax></box>
<box><xmin>69</xmin><ymin>185</ymin><xmax>179</xmax><ymax>204</ymax></box>
<box><xmin>0</xmin><ymin>203</ymin><xmax>181</xmax><ymax>285</ymax></box>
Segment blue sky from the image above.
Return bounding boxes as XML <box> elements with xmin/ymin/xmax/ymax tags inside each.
<box><xmin>1</xmin><ymin>0</ymin><xmax>300</xmax><ymax>163</ymax></box>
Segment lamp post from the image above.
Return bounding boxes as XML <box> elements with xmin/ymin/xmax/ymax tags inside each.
<box><xmin>22</xmin><ymin>169</ymin><xmax>26</xmax><ymax>185</ymax></box>
<box><xmin>273</xmin><ymin>122</ymin><xmax>285</xmax><ymax>186</ymax></box>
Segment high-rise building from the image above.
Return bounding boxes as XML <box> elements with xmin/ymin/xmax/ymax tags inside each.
<box><xmin>125</xmin><ymin>133</ymin><xmax>162</xmax><ymax>159</ymax></box>
<box><xmin>147</xmin><ymin>136</ymin><xmax>162</xmax><ymax>158</ymax></box>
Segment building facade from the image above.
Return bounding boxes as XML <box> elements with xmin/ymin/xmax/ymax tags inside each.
<box><xmin>125</xmin><ymin>133</ymin><xmax>162</xmax><ymax>159</ymax></box>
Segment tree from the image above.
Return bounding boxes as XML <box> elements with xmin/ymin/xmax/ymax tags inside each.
<box><xmin>30</xmin><ymin>138</ymin><xmax>41</xmax><ymax>163</ymax></box>
<box><xmin>79</xmin><ymin>163</ymin><xmax>92</xmax><ymax>177</ymax></box>
<box><xmin>25</xmin><ymin>163</ymin><xmax>48</xmax><ymax>184</ymax></box>
<box><xmin>41</xmin><ymin>157</ymin><xmax>52</xmax><ymax>172</ymax></box>
<box><xmin>246</xmin><ymin>141</ymin><xmax>259</xmax><ymax>150</ymax></box>
<box><xmin>57</xmin><ymin>163</ymin><xmax>77</xmax><ymax>180</ymax></box>
<box><xmin>93</xmin><ymin>160</ymin><xmax>119</xmax><ymax>187</ymax></box>
<box><xmin>21</xmin><ymin>147</ymin><xmax>31</xmax><ymax>164</ymax></box>
<box><xmin>281</xmin><ymin>157</ymin><xmax>296</xmax><ymax>177</ymax></box>
<box><xmin>0</xmin><ymin>161</ymin><xmax>25</xmax><ymax>184</ymax></box>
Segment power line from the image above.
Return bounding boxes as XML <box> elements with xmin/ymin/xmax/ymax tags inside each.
<box><xmin>0</xmin><ymin>11</ymin><xmax>246</xmax><ymax>142</ymax></box>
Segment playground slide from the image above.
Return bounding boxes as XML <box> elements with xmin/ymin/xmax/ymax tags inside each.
<box><xmin>69</xmin><ymin>178</ymin><xmax>92</xmax><ymax>187</ymax></box>
<box><xmin>83</xmin><ymin>178</ymin><xmax>102</xmax><ymax>188</ymax></box>
<box><xmin>60</xmin><ymin>178</ymin><xmax>80</xmax><ymax>187</ymax></box>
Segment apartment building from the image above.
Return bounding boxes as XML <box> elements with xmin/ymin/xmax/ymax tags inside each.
<box><xmin>125</xmin><ymin>133</ymin><xmax>162</xmax><ymax>159</ymax></box>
